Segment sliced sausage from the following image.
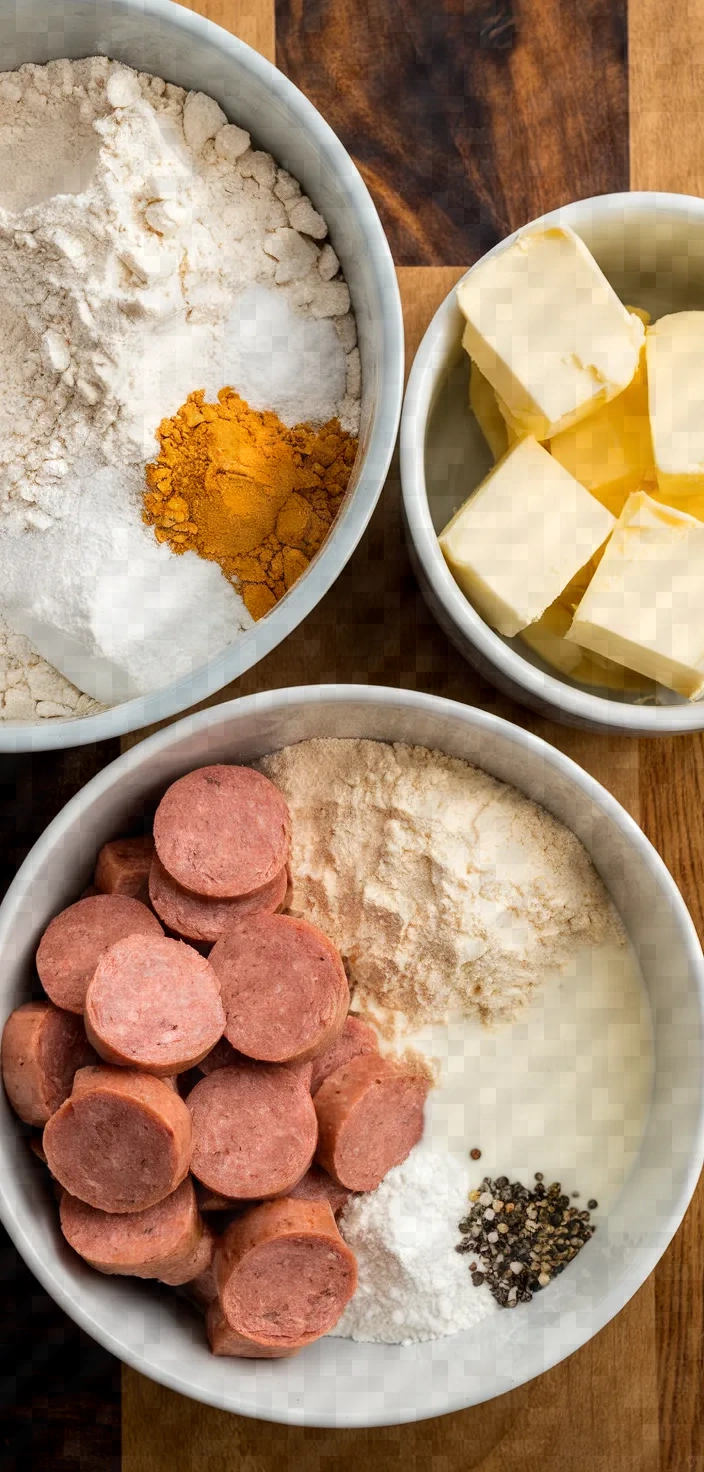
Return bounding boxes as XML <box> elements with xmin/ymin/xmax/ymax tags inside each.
<box><xmin>187</xmin><ymin>1061</ymin><xmax>317</xmax><ymax>1199</ymax></box>
<box><xmin>153</xmin><ymin>765</ymin><xmax>290</xmax><ymax>899</ymax></box>
<box><xmin>44</xmin><ymin>1066</ymin><xmax>192</xmax><ymax>1213</ymax></box>
<box><xmin>2</xmin><ymin>1002</ymin><xmax>96</xmax><ymax>1126</ymax></box>
<box><xmin>310</xmin><ymin>1015</ymin><xmax>379</xmax><ymax>1094</ymax></box>
<box><xmin>59</xmin><ymin>1177</ymin><xmax>211</xmax><ymax>1285</ymax></box>
<box><xmin>215</xmin><ymin>1198</ymin><xmax>357</xmax><ymax>1348</ymax></box>
<box><xmin>206</xmin><ymin>1299</ymin><xmax>301</xmax><ymax>1358</ymax></box>
<box><xmin>149</xmin><ymin>856</ymin><xmax>288</xmax><ymax>945</ymax></box>
<box><xmin>288</xmin><ymin>1165</ymin><xmax>351</xmax><ymax>1217</ymax></box>
<box><xmin>94</xmin><ymin>836</ymin><xmax>155</xmax><ymax>906</ymax></box>
<box><xmin>314</xmin><ymin>1054</ymin><xmax>430</xmax><ymax>1191</ymax></box>
<box><xmin>210</xmin><ymin>914</ymin><xmax>349</xmax><ymax>1065</ymax></box>
<box><xmin>36</xmin><ymin>895</ymin><xmax>163</xmax><ymax>1014</ymax></box>
<box><xmin>84</xmin><ymin>934</ymin><xmax>225</xmax><ymax>1076</ymax></box>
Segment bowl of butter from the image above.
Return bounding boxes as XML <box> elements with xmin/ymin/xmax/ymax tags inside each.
<box><xmin>401</xmin><ymin>192</ymin><xmax>704</xmax><ymax>733</ymax></box>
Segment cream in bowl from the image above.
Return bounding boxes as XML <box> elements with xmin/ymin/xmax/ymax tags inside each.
<box><xmin>401</xmin><ymin>193</ymin><xmax>704</xmax><ymax>733</ymax></box>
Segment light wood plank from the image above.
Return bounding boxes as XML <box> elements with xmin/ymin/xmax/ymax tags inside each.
<box><xmin>176</xmin><ymin>0</ymin><xmax>275</xmax><ymax>64</ymax></box>
<box><xmin>629</xmin><ymin>0</ymin><xmax>704</xmax><ymax>192</ymax></box>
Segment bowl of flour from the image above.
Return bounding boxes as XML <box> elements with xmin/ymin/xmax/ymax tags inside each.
<box><xmin>0</xmin><ymin>684</ymin><xmax>702</xmax><ymax>1425</ymax></box>
<box><xmin>0</xmin><ymin>0</ymin><xmax>403</xmax><ymax>749</ymax></box>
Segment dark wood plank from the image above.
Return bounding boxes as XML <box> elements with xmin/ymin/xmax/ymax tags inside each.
<box><xmin>276</xmin><ymin>0</ymin><xmax>629</xmax><ymax>264</ymax></box>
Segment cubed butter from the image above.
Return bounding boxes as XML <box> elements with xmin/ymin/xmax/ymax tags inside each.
<box><xmin>548</xmin><ymin>334</ymin><xmax>654</xmax><ymax>518</ymax></box>
<box><xmin>469</xmin><ymin>361</ymin><xmax>515</xmax><ymax>461</ymax></box>
<box><xmin>457</xmin><ymin>225</ymin><xmax>644</xmax><ymax>440</ymax></box>
<box><xmin>520</xmin><ymin>599</ymin><xmax>653</xmax><ymax>692</ymax></box>
<box><xmin>647</xmin><ymin>310</ymin><xmax>704</xmax><ymax>501</ymax></box>
<box><xmin>567</xmin><ymin>490</ymin><xmax>704</xmax><ymax>698</ymax></box>
<box><xmin>438</xmin><ymin>435</ymin><xmax>615</xmax><ymax>637</ymax></box>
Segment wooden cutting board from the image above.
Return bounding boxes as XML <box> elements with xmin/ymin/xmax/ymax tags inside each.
<box><xmin>121</xmin><ymin>1</ymin><xmax>704</xmax><ymax>1466</ymax></box>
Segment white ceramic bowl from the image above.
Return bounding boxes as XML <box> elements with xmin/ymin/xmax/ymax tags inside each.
<box><xmin>0</xmin><ymin>0</ymin><xmax>403</xmax><ymax>752</ymax></box>
<box><xmin>0</xmin><ymin>684</ymin><xmax>702</xmax><ymax>1427</ymax></box>
<box><xmin>401</xmin><ymin>192</ymin><xmax>704</xmax><ymax>734</ymax></box>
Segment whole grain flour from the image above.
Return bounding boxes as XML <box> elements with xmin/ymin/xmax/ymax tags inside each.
<box><xmin>0</xmin><ymin>58</ymin><xmax>359</xmax><ymax>715</ymax></box>
<box><xmin>259</xmin><ymin>738</ymin><xmax>624</xmax><ymax>1029</ymax></box>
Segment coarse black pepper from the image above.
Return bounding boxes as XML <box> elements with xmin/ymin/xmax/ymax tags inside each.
<box><xmin>456</xmin><ymin>1175</ymin><xmax>597</xmax><ymax>1309</ymax></box>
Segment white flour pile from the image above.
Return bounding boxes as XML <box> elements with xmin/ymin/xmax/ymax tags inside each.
<box><xmin>331</xmin><ymin>1147</ymin><xmax>497</xmax><ymax>1344</ymax></box>
<box><xmin>0</xmin><ymin>58</ymin><xmax>359</xmax><ymax>715</ymax></box>
<box><xmin>260</xmin><ymin>739</ymin><xmax>624</xmax><ymax>1028</ymax></box>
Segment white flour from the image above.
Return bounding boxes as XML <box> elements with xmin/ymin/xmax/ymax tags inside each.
<box><xmin>331</xmin><ymin>1147</ymin><xmax>497</xmax><ymax>1343</ymax></box>
<box><xmin>0</xmin><ymin>58</ymin><xmax>359</xmax><ymax>716</ymax></box>
<box><xmin>260</xmin><ymin>739</ymin><xmax>624</xmax><ymax>1028</ymax></box>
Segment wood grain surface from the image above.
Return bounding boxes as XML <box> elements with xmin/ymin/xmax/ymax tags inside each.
<box><xmin>122</xmin><ymin>1</ymin><xmax>704</xmax><ymax>1466</ymax></box>
<box><xmin>276</xmin><ymin>0</ymin><xmax>629</xmax><ymax>264</ymax></box>
<box><xmin>2</xmin><ymin>0</ymin><xmax>700</xmax><ymax>1465</ymax></box>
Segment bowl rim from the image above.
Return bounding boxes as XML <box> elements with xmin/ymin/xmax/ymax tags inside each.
<box><xmin>400</xmin><ymin>189</ymin><xmax>704</xmax><ymax>736</ymax></box>
<box><xmin>1</xmin><ymin>682</ymin><xmax>703</xmax><ymax>1425</ymax></box>
<box><xmin>0</xmin><ymin>0</ymin><xmax>404</xmax><ymax>753</ymax></box>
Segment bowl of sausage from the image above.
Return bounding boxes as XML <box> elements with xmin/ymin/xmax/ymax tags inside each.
<box><xmin>0</xmin><ymin>684</ymin><xmax>702</xmax><ymax>1426</ymax></box>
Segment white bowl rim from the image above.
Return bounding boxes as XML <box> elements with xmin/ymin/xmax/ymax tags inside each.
<box><xmin>400</xmin><ymin>189</ymin><xmax>704</xmax><ymax>735</ymax></box>
<box><xmin>1</xmin><ymin>682</ymin><xmax>703</xmax><ymax>1425</ymax></box>
<box><xmin>0</xmin><ymin>0</ymin><xmax>404</xmax><ymax>753</ymax></box>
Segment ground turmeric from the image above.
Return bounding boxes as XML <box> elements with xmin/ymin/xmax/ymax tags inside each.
<box><xmin>143</xmin><ymin>389</ymin><xmax>358</xmax><ymax>620</ymax></box>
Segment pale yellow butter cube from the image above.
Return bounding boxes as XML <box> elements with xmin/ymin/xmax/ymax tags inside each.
<box><xmin>567</xmin><ymin>490</ymin><xmax>704</xmax><ymax>698</ymax></box>
<box><xmin>438</xmin><ymin>436</ymin><xmax>615</xmax><ymax>637</ymax></box>
<box><xmin>647</xmin><ymin>311</ymin><xmax>704</xmax><ymax>501</ymax></box>
<box><xmin>549</xmin><ymin>340</ymin><xmax>654</xmax><ymax>517</ymax></box>
<box><xmin>457</xmin><ymin>226</ymin><xmax>644</xmax><ymax>440</ymax></box>
<box><xmin>469</xmin><ymin>361</ymin><xmax>515</xmax><ymax>461</ymax></box>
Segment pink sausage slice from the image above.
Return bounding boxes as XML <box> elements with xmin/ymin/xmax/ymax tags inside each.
<box><xmin>153</xmin><ymin>765</ymin><xmax>290</xmax><ymax>899</ymax></box>
<box><xmin>94</xmin><ymin>836</ymin><xmax>155</xmax><ymax>906</ymax></box>
<box><xmin>215</xmin><ymin>1198</ymin><xmax>357</xmax><ymax>1347</ymax></box>
<box><xmin>210</xmin><ymin>914</ymin><xmax>349</xmax><ymax>1065</ymax></box>
<box><xmin>84</xmin><ymin>934</ymin><xmax>225</xmax><ymax>1076</ymax></box>
<box><xmin>36</xmin><ymin>895</ymin><xmax>163</xmax><ymax>1014</ymax></box>
<box><xmin>314</xmin><ymin>1054</ymin><xmax>430</xmax><ymax>1192</ymax></box>
<box><xmin>206</xmin><ymin>1299</ymin><xmax>301</xmax><ymax>1358</ymax></box>
<box><xmin>187</xmin><ymin>1061</ymin><xmax>317</xmax><ymax>1199</ymax></box>
<box><xmin>60</xmin><ymin>1177</ymin><xmax>210</xmax><ymax>1284</ymax></box>
<box><xmin>310</xmin><ymin>1015</ymin><xmax>379</xmax><ymax>1094</ymax></box>
<box><xmin>44</xmin><ymin>1066</ymin><xmax>192</xmax><ymax>1213</ymax></box>
<box><xmin>149</xmin><ymin>856</ymin><xmax>288</xmax><ymax>945</ymax></box>
<box><xmin>1</xmin><ymin>1002</ymin><xmax>96</xmax><ymax>1126</ymax></box>
<box><xmin>288</xmin><ymin>1165</ymin><xmax>351</xmax><ymax>1217</ymax></box>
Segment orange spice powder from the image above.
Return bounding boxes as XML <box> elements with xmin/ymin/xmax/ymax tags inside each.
<box><xmin>143</xmin><ymin>388</ymin><xmax>358</xmax><ymax>619</ymax></box>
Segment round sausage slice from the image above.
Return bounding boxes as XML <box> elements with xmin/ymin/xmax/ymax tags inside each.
<box><xmin>153</xmin><ymin>765</ymin><xmax>290</xmax><ymax>899</ymax></box>
<box><xmin>43</xmin><ymin>1066</ymin><xmax>192</xmax><ymax>1213</ymax></box>
<box><xmin>210</xmin><ymin>914</ymin><xmax>349</xmax><ymax>1064</ymax></box>
<box><xmin>149</xmin><ymin>856</ymin><xmax>288</xmax><ymax>945</ymax></box>
<box><xmin>59</xmin><ymin>1177</ymin><xmax>211</xmax><ymax>1284</ymax></box>
<box><xmin>94</xmin><ymin>836</ymin><xmax>155</xmax><ymax>906</ymax></box>
<box><xmin>36</xmin><ymin>895</ymin><xmax>164</xmax><ymax>1014</ymax></box>
<box><xmin>1</xmin><ymin>1002</ymin><xmax>96</xmax><ymax>1126</ymax></box>
<box><xmin>206</xmin><ymin>1299</ymin><xmax>301</xmax><ymax>1358</ymax></box>
<box><xmin>84</xmin><ymin>934</ymin><xmax>225</xmax><ymax>1076</ymax></box>
<box><xmin>187</xmin><ymin>1061</ymin><xmax>317</xmax><ymax>1199</ymax></box>
<box><xmin>310</xmin><ymin>1014</ymin><xmax>379</xmax><ymax>1094</ymax></box>
<box><xmin>215</xmin><ymin>1198</ymin><xmax>357</xmax><ymax>1348</ymax></box>
<box><xmin>314</xmin><ymin>1054</ymin><xmax>430</xmax><ymax>1191</ymax></box>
